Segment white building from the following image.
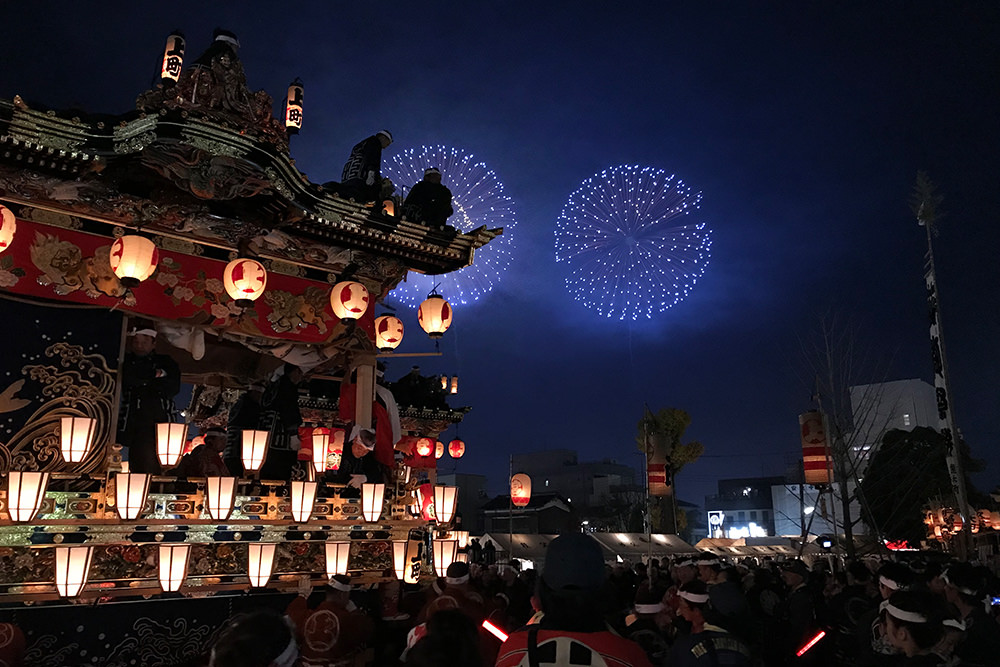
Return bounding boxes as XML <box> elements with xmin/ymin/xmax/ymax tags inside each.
<box><xmin>849</xmin><ymin>378</ymin><xmax>937</xmax><ymax>469</ymax></box>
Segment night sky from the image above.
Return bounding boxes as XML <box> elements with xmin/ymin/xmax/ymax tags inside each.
<box><xmin>2</xmin><ymin>3</ymin><xmax>998</xmax><ymax>510</ymax></box>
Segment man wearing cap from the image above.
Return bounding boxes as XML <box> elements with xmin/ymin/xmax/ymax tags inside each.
<box><xmin>338</xmin><ymin>130</ymin><xmax>393</xmax><ymax>204</ymax></box>
<box><xmin>401</xmin><ymin>167</ymin><xmax>454</xmax><ymax>228</ymax></box>
<box><xmin>286</xmin><ymin>574</ymin><xmax>373</xmax><ymax>667</ymax></box>
<box><xmin>172</xmin><ymin>428</ymin><xmax>228</xmax><ymax>478</ymax></box>
<box><xmin>495</xmin><ymin>533</ymin><xmax>652</xmax><ymax>667</ymax></box>
<box><xmin>117</xmin><ymin>321</ymin><xmax>180</xmax><ymax>474</ymax></box>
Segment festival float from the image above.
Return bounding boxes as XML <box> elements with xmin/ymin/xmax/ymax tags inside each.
<box><xmin>0</xmin><ymin>30</ymin><xmax>496</xmax><ymax>611</ymax></box>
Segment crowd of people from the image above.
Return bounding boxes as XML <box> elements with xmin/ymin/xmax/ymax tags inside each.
<box><xmin>200</xmin><ymin>534</ymin><xmax>1000</xmax><ymax>667</ymax></box>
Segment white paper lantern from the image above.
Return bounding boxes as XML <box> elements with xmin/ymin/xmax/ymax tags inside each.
<box><xmin>289</xmin><ymin>480</ymin><xmax>318</xmax><ymax>523</ymax></box>
<box><xmin>7</xmin><ymin>471</ymin><xmax>49</xmax><ymax>523</ymax></box>
<box><xmin>223</xmin><ymin>259</ymin><xmax>267</xmax><ymax>308</ymax></box>
<box><xmin>60</xmin><ymin>416</ymin><xmax>97</xmax><ymax>464</ymax></box>
<box><xmin>241</xmin><ymin>430</ymin><xmax>269</xmax><ymax>473</ymax></box>
<box><xmin>115</xmin><ymin>473</ymin><xmax>150</xmax><ymax>521</ymax></box>
<box><xmin>361</xmin><ymin>482</ymin><xmax>385</xmax><ymax>523</ymax></box>
<box><xmin>247</xmin><ymin>543</ymin><xmax>276</xmax><ymax>588</ymax></box>
<box><xmin>0</xmin><ymin>205</ymin><xmax>16</xmax><ymax>253</ymax></box>
<box><xmin>55</xmin><ymin>545</ymin><xmax>93</xmax><ymax>597</ymax></box>
<box><xmin>109</xmin><ymin>235</ymin><xmax>159</xmax><ymax>287</ymax></box>
<box><xmin>418</xmin><ymin>294</ymin><xmax>452</xmax><ymax>338</ymax></box>
<box><xmin>156</xmin><ymin>422</ymin><xmax>188</xmax><ymax>467</ymax></box>
<box><xmin>158</xmin><ymin>544</ymin><xmax>191</xmax><ymax>592</ymax></box>
<box><xmin>374</xmin><ymin>315</ymin><xmax>404</xmax><ymax>351</ymax></box>
<box><xmin>205</xmin><ymin>476</ymin><xmax>237</xmax><ymax>521</ymax></box>
<box><xmin>330</xmin><ymin>281</ymin><xmax>370</xmax><ymax>323</ymax></box>
<box><xmin>326</xmin><ymin>542</ymin><xmax>351</xmax><ymax>578</ymax></box>
<box><xmin>160</xmin><ymin>31</ymin><xmax>185</xmax><ymax>84</ymax></box>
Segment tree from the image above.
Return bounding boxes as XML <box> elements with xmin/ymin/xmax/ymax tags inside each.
<box><xmin>797</xmin><ymin>314</ymin><xmax>900</xmax><ymax>557</ymax></box>
<box><xmin>861</xmin><ymin>427</ymin><xmax>984</xmax><ymax>545</ymax></box>
<box><xmin>636</xmin><ymin>408</ymin><xmax>704</xmax><ymax>533</ymax></box>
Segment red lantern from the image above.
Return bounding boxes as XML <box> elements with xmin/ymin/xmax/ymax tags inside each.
<box><xmin>435</xmin><ymin>440</ymin><xmax>444</xmax><ymax>460</ymax></box>
<box><xmin>223</xmin><ymin>258</ymin><xmax>267</xmax><ymax>307</ymax></box>
<box><xmin>418</xmin><ymin>294</ymin><xmax>452</xmax><ymax>339</ymax></box>
<box><xmin>511</xmin><ymin>473</ymin><xmax>531</xmax><ymax>507</ymax></box>
<box><xmin>415</xmin><ymin>437</ymin><xmax>434</xmax><ymax>458</ymax></box>
<box><xmin>448</xmin><ymin>438</ymin><xmax>465</xmax><ymax>459</ymax></box>
<box><xmin>330</xmin><ymin>281</ymin><xmax>369</xmax><ymax>323</ymax></box>
<box><xmin>374</xmin><ymin>315</ymin><xmax>404</xmax><ymax>351</ymax></box>
<box><xmin>0</xmin><ymin>205</ymin><xmax>16</xmax><ymax>253</ymax></box>
<box><xmin>110</xmin><ymin>235</ymin><xmax>159</xmax><ymax>287</ymax></box>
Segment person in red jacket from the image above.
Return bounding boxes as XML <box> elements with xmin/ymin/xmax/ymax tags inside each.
<box><xmin>286</xmin><ymin>575</ymin><xmax>373</xmax><ymax>667</ymax></box>
<box><xmin>495</xmin><ymin>533</ymin><xmax>652</xmax><ymax>667</ymax></box>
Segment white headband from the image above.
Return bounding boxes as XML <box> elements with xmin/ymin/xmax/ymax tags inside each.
<box><xmin>129</xmin><ymin>328</ymin><xmax>157</xmax><ymax>337</ymax></box>
<box><xmin>697</xmin><ymin>557</ymin><xmax>720</xmax><ymax>566</ymax></box>
<box><xmin>635</xmin><ymin>603</ymin><xmax>664</xmax><ymax>614</ymax></box>
<box><xmin>942</xmin><ymin>573</ymin><xmax>977</xmax><ymax>597</ymax></box>
<box><xmin>329</xmin><ymin>579</ymin><xmax>351</xmax><ymax>592</ymax></box>
<box><xmin>432</xmin><ymin>580</ymin><xmax>443</xmax><ymax>595</ymax></box>
<box><xmin>679</xmin><ymin>590</ymin><xmax>710</xmax><ymax>604</ymax></box>
<box><xmin>885</xmin><ymin>602</ymin><xmax>928</xmax><ymax>624</ymax></box>
<box><xmin>879</xmin><ymin>576</ymin><xmax>901</xmax><ymax>591</ymax></box>
<box><xmin>943</xmin><ymin>618</ymin><xmax>966</xmax><ymax>631</ymax></box>
<box><xmin>270</xmin><ymin>637</ymin><xmax>298</xmax><ymax>667</ymax></box>
<box><xmin>447</xmin><ymin>574</ymin><xmax>470</xmax><ymax>585</ymax></box>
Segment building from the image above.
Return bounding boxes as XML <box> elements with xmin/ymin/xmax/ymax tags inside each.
<box><xmin>849</xmin><ymin>378</ymin><xmax>937</xmax><ymax>466</ymax></box>
<box><xmin>480</xmin><ymin>492</ymin><xmax>577</xmax><ymax>534</ymax></box>
<box><xmin>771</xmin><ymin>481</ymin><xmax>862</xmax><ymax>538</ymax></box>
<box><xmin>704</xmin><ymin>477</ymin><xmax>785</xmax><ymax>538</ymax></box>
<box><xmin>512</xmin><ymin>449</ymin><xmax>637</xmax><ymax>508</ymax></box>
<box><xmin>437</xmin><ymin>472</ymin><xmax>488</xmax><ymax>533</ymax></box>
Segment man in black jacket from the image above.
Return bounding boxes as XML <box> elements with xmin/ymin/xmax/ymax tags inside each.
<box><xmin>402</xmin><ymin>167</ymin><xmax>454</xmax><ymax>228</ymax></box>
<box><xmin>338</xmin><ymin>130</ymin><xmax>393</xmax><ymax>203</ymax></box>
<box><xmin>117</xmin><ymin>323</ymin><xmax>180</xmax><ymax>474</ymax></box>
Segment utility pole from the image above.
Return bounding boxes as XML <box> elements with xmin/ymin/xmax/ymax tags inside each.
<box><xmin>913</xmin><ymin>173</ymin><xmax>972</xmax><ymax>558</ymax></box>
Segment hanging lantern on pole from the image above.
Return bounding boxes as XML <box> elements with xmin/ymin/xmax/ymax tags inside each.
<box><xmin>435</xmin><ymin>440</ymin><xmax>445</xmax><ymax>460</ymax></box>
<box><xmin>223</xmin><ymin>258</ymin><xmax>267</xmax><ymax>308</ymax></box>
<box><xmin>7</xmin><ymin>471</ymin><xmax>49</xmax><ymax>523</ymax></box>
<box><xmin>158</xmin><ymin>544</ymin><xmax>191</xmax><ymax>592</ymax></box>
<box><xmin>110</xmin><ymin>235</ymin><xmax>159</xmax><ymax>288</ymax></box>
<box><xmin>204</xmin><ymin>476</ymin><xmax>237</xmax><ymax>521</ymax></box>
<box><xmin>114</xmin><ymin>473</ymin><xmax>151</xmax><ymax>521</ymax></box>
<box><xmin>60</xmin><ymin>416</ymin><xmax>97</xmax><ymax>463</ymax></box>
<box><xmin>434</xmin><ymin>484</ymin><xmax>458</xmax><ymax>524</ymax></box>
<box><xmin>284</xmin><ymin>78</ymin><xmax>304</xmax><ymax>134</ymax></box>
<box><xmin>156</xmin><ymin>422</ymin><xmax>188</xmax><ymax>467</ymax></box>
<box><xmin>418</xmin><ymin>294</ymin><xmax>452</xmax><ymax>338</ymax></box>
<box><xmin>374</xmin><ymin>315</ymin><xmax>404</xmax><ymax>351</ymax></box>
<box><xmin>0</xmin><ymin>205</ymin><xmax>16</xmax><ymax>254</ymax></box>
<box><xmin>440</xmin><ymin>375</ymin><xmax>448</xmax><ymax>390</ymax></box>
<box><xmin>247</xmin><ymin>543</ymin><xmax>276</xmax><ymax>588</ymax></box>
<box><xmin>448</xmin><ymin>439</ymin><xmax>466</xmax><ymax>459</ymax></box>
<box><xmin>160</xmin><ymin>30</ymin><xmax>185</xmax><ymax>85</ymax></box>
<box><xmin>511</xmin><ymin>473</ymin><xmax>531</xmax><ymax>507</ymax></box>
<box><xmin>326</xmin><ymin>542</ymin><xmax>351</xmax><ymax>578</ymax></box>
<box><xmin>450</xmin><ymin>376</ymin><xmax>458</xmax><ymax>394</ymax></box>
<box><xmin>330</xmin><ymin>281</ymin><xmax>370</xmax><ymax>323</ymax></box>
<box><xmin>415</xmin><ymin>437</ymin><xmax>434</xmax><ymax>458</ymax></box>
<box><xmin>361</xmin><ymin>482</ymin><xmax>385</xmax><ymax>522</ymax></box>
<box><xmin>800</xmin><ymin>411</ymin><xmax>834</xmax><ymax>485</ymax></box>
<box><xmin>241</xmin><ymin>430</ymin><xmax>269</xmax><ymax>473</ymax></box>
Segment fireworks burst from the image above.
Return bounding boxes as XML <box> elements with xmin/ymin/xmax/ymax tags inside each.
<box><xmin>383</xmin><ymin>146</ymin><xmax>517</xmax><ymax>306</ymax></box>
<box><xmin>554</xmin><ymin>165</ymin><xmax>712</xmax><ymax>320</ymax></box>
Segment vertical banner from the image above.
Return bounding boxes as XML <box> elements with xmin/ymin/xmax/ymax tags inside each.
<box><xmin>645</xmin><ymin>416</ymin><xmax>671</xmax><ymax>497</ymax></box>
<box><xmin>800</xmin><ymin>411</ymin><xmax>833</xmax><ymax>485</ymax></box>
<box><xmin>926</xmin><ymin>271</ymin><xmax>967</xmax><ymax>513</ymax></box>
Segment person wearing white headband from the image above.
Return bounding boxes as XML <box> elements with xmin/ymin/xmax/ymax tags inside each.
<box><xmin>118</xmin><ymin>319</ymin><xmax>180</xmax><ymax>474</ymax></box>
<box><xmin>624</xmin><ymin>584</ymin><xmax>671</xmax><ymax>665</ymax></box>
<box><xmin>696</xmin><ymin>553</ymin><xmax>724</xmax><ymax>586</ymax></box>
<box><xmin>670</xmin><ymin>580</ymin><xmax>751</xmax><ymax>666</ymax></box>
<box><xmin>285</xmin><ymin>574</ymin><xmax>373</xmax><ymax>666</ymax></box>
<box><xmin>856</xmin><ymin>561</ymin><xmax>916</xmax><ymax>663</ymax></box>
<box><xmin>941</xmin><ymin>561</ymin><xmax>999</xmax><ymax>666</ymax></box>
<box><xmin>882</xmin><ymin>590</ymin><xmax>952</xmax><ymax>663</ymax></box>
